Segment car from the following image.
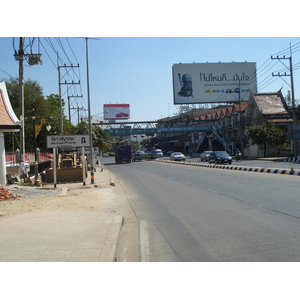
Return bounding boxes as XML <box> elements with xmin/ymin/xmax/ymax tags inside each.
<box><xmin>116</xmin><ymin>112</ymin><xmax>129</xmax><ymax>118</ymax></box>
<box><xmin>166</xmin><ymin>150</ymin><xmax>174</xmax><ymax>156</ymax></box>
<box><xmin>208</xmin><ymin>151</ymin><xmax>232</xmax><ymax>164</ymax></box>
<box><xmin>152</xmin><ymin>149</ymin><xmax>163</xmax><ymax>157</ymax></box>
<box><xmin>200</xmin><ymin>151</ymin><xmax>213</xmax><ymax>161</ymax></box>
<box><xmin>132</xmin><ymin>153</ymin><xmax>142</xmax><ymax>161</ymax></box>
<box><xmin>170</xmin><ymin>152</ymin><xmax>185</xmax><ymax>161</ymax></box>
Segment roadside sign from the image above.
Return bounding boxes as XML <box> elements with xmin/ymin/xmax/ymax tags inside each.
<box><xmin>77</xmin><ymin>147</ymin><xmax>99</xmax><ymax>154</ymax></box>
<box><xmin>46</xmin><ymin>135</ymin><xmax>90</xmax><ymax>148</ymax></box>
<box><xmin>104</xmin><ymin>128</ymin><xmax>158</xmax><ymax>135</ymax></box>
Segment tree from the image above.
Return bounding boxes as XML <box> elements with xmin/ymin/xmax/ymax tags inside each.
<box><xmin>3</xmin><ymin>77</ymin><xmax>73</xmax><ymax>151</ymax></box>
<box><xmin>247</xmin><ymin>121</ymin><xmax>288</xmax><ymax>157</ymax></box>
<box><xmin>45</xmin><ymin>94</ymin><xmax>73</xmax><ymax>135</ymax></box>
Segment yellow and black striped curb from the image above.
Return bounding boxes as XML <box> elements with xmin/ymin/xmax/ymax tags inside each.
<box><xmin>155</xmin><ymin>159</ymin><xmax>300</xmax><ymax>176</ymax></box>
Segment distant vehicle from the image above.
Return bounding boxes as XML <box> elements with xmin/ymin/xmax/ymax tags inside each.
<box><xmin>116</xmin><ymin>112</ymin><xmax>129</xmax><ymax>118</ymax></box>
<box><xmin>200</xmin><ymin>151</ymin><xmax>213</xmax><ymax>161</ymax></box>
<box><xmin>152</xmin><ymin>149</ymin><xmax>163</xmax><ymax>157</ymax></box>
<box><xmin>132</xmin><ymin>153</ymin><xmax>143</xmax><ymax>161</ymax></box>
<box><xmin>170</xmin><ymin>152</ymin><xmax>185</xmax><ymax>161</ymax></box>
<box><xmin>167</xmin><ymin>150</ymin><xmax>174</xmax><ymax>156</ymax></box>
<box><xmin>208</xmin><ymin>151</ymin><xmax>232</xmax><ymax>164</ymax></box>
<box><xmin>114</xmin><ymin>145</ymin><xmax>132</xmax><ymax>164</ymax></box>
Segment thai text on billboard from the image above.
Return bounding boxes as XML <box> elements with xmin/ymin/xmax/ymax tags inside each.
<box><xmin>173</xmin><ymin>62</ymin><xmax>257</xmax><ymax>104</ymax></box>
<box><xmin>103</xmin><ymin>104</ymin><xmax>130</xmax><ymax>120</ymax></box>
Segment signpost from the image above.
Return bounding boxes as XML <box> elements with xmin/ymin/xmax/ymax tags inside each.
<box><xmin>46</xmin><ymin>135</ymin><xmax>90</xmax><ymax>187</ymax></box>
<box><xmin>46</xmin><ymin>135</ymin><xmax>90</xmax><ymax>148</ymax></box>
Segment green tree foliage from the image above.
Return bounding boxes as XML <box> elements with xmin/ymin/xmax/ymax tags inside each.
<box><xmin>247</xmin><ymin>121</ymin><xmax>288</xmax><ymax>157</ymax></box>
<box><xmin>3</xmin><ymin>77</ymin><xmax>72</xmax><ymax>151</ymax></box>
<box><xmin>45</xmin><ymin>94</ymin><xmax>74</xmax><ymax>135</ymax></box>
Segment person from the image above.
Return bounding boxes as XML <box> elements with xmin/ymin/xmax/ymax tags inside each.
<box><xmin>235</xmin><ymin>149</ymin><xmax>242</xmax><ymax>161</ymax></box>
<box><xmin>178</xmin><ymin>74</ymin><xmax>193</xmax><ymax>97</ymax></box>
<box><xmin>19</xmin><ymin>162</ymin><xmax>30</xmax><ymax>181</ymax></box>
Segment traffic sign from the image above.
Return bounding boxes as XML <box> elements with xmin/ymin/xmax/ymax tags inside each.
<box><xmin>104</xmin><ymin>128</ymin><xmax>158</xmax><ymax>135</ymax></box>
<box><xmin>46</xmin><ymin>135</ymin><xmax>90</xmax><ymax>148</ymax></box>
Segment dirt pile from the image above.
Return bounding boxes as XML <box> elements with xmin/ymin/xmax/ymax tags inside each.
<box><xmin>0</xmin><ymin>187</ymin><xmax>21</xmax><ymax>201</ymax></box>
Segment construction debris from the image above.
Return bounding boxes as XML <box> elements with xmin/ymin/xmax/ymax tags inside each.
<box><xmin>0</xmin><ymin>187</ymin><xmax>21</xmax><ymax>201</ymax></box>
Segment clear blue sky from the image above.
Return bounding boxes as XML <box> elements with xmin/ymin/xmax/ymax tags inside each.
<box><xmin>1</xmin><ymin>36</ymin><xmax>300</xmax><ymax>123</ymax></box>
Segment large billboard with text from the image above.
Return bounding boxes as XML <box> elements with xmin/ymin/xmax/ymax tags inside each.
<box><xmin>103</xmin><ymin>104</ymin><xmax>130</xmax><ymax>120</ymax></box>
<box><xmin>173</xmin><ymin>62</ymin><xmax>257</xmax><ymax>104</ymax></box>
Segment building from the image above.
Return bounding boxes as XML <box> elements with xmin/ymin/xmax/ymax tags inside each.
<box><xmin>0</xmin><ymin>81</ymin><xmax>21</xmax><ymax>185</ymax></box>
<box><xmin>155</xmin><ymin>90</ymin><xmax>293</xmax><ymax>158</ymax></box>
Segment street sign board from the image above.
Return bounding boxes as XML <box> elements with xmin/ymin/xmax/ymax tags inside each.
<box><xmin>104</xmin><ymin>128</ymin><xmax>158</xmax><ymax>135</ymax></box>
<box><xmin>46</xmin><ymin>135</ymin><xmax>90</xmax><ymax>148</ymax></box>
<box><xmin>77</xmin><ymin>147</ymin><xmax>99</xmax><ymax>154</ymax></box>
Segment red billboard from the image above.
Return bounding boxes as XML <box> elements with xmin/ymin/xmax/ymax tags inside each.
<box><xmin>103</xmin><ymin>104</ymin><xmax>130</xmax><ymax>120</ymax></box>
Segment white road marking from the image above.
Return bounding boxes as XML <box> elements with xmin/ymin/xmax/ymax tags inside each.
<box><xmin>139</xmin><ymin>220</ymin><xmax>151</xmax><ymax>262</ymax></box>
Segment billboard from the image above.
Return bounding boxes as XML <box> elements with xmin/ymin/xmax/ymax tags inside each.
<box><xmin>173</xmin><ymin>62</ymin><xmax>257</xmax><ymax>104</ymax></box>
<box><xmin>103</xmin><ymin>104</ymin><xmax>130</xmax><ymax>120</ymax></box>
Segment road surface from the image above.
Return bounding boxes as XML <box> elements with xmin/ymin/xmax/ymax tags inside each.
<box><xmin>104</xmin><ymin>158</ymin><xmax>300</xmax><ymax>262</ymax></box>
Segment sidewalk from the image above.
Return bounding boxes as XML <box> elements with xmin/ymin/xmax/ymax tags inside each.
<box><xmin>0</xmin><ymin>167</ymin><xmax>124</xmax><ymax>262</ymax></box>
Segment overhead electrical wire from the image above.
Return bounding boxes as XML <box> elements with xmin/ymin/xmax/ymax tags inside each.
<box><xmin>37</xmin><ymin>37</ymin><xmax>88</xmax><ymax>123</ymax></box>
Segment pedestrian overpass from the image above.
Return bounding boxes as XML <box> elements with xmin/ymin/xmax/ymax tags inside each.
<box><xmin>94</xmin><ymin>121</ymin><xmax>234</xmax><ymax>153</ymax></box>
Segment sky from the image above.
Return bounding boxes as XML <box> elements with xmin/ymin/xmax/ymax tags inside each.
<box><xmin>1</xmin><ymin>36</ymin><xmax>300</xmax><ymax>124</ymax></box>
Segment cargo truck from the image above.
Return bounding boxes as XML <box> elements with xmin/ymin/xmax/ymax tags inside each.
<box><xmin>115</xmin><ymin>145</ymin><xmax>132</xmax><ymax>164</ymax></box>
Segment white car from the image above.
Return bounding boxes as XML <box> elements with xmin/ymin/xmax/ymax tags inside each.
<box><xmin>200</xmin><ymin>151</ymin><xmax>213</xmax><ymax>161</ymax></box>
<box><xmin>152</xmin><ymin>149</ymin><xmax>163</xmax><ymax>157</ymax></box>
<box><xmin>170</xmin><ymin>152</ymin><xmax>185</xmax><ymax>161</ymax></box>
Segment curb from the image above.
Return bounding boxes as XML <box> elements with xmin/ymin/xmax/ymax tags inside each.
<box><xmin>98</xmin><ymin>215</ymin><xmax>124</xmax><ymax>262</ymax></box>
<box><xmin>156</xmin><ymin>159</ymin><xmax>300</xmax><ymax>176</ymax></box>
<box><xmin>284</xmin><ymin>156</ymin><xmax>300</xmax><ymax>163</ymax></box>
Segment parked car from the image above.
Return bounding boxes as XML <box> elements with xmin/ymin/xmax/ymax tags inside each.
<box><xmin>166</xmin><ymin>150</ymin><xmax>174</xmax><ymax>156</ymax></box>
<box><xmin>152</xmin><ymin>149</ymin><xmax>163</xmax><ymax>157</ymax></box>
<box><xmin>209</xmin><ymin>151</ymin><xmax>232</xmax><ymax>164</ymax></box>
<box><xmin>200</xmin><ymin>151</ymin><xmax>213</xmax><ymax>161</ymax></box>
<box><xmin>170</xmin><ymin>152</ymin><xmax>186</xmax><ymax>161</ymax></box>
<box><xmin>132</xmin><ymin>153</ymin><xmax>143</xmax><ymax>161</ymax></box>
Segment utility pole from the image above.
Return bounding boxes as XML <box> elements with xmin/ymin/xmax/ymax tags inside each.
<box><xmin>238</xmin><ymin>80</ymin><xmax>243</xmax><ymax>155</ymax></box>
<box><xmin>76</xmin><ymin>37</ymin><xmax>100</xmax><ymax>184</ymax></box>
<box><xmin>70</xmin><ymin>105</ymin><xmax>87</xmax><ymax>124</ymax></box>
<box><xmin>57</xmin><ymin>61</ymin><xmax>80</xmax><ymax>133</ymax></box>
<box><xmin>271</xmin><ymin>46</ymin><xmax>298</xmax><ymax>156</ymax></box>
<box><xmin>68</xmin><ymin>95</ymin><xmax>83</xmax><ymax>123</ymax></box>
<box><xmin>85</xmin><ymin>37</ymin><xmax>94</xmax><ymax>184</ymax></box>
<box><xmin>18</xmin><ymin>38</ymin><xmax>25</xmax><ymax>161</ymax></box>
<box><xmin>14</xmin><ymin>37</ymin><xmax>42</xmax><ymax>161</ymax></box>
<box><xmin>271</xmin><ymin>55</ymin><xmax>296</xmax><ymax>122</ymax></box>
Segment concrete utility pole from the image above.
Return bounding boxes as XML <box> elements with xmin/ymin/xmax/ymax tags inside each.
<box><xmin>57</xmin><ymin>57</ymin><xmax>80</xmax><ymax>133</ymax></box>
<box><xmin>85</xmin><ymin>37</ymin><xmax>94</xmax><ymax>184</ymax></box>
<box><xmin>271</xmin><ymin>46</ymin><xmax>299</xmax><ymax>156</ymax></box>
<box><xmin>14</xmin><ymin>37</ymin><xmax>42</xmax><ymax>161</ymax></box>
<box><xmin>19</xmin><ymin>37</ymin><xmax>25</xmax><ymax>161</ymax></box>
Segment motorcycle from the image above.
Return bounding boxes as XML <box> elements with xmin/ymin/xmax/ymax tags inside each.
<box><xmin>235</xmin><ymin>152</ymin><xmax>242</xmax><ymax>162</ymax></box>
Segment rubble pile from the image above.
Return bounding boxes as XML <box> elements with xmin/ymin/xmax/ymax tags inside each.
<box><xmin>0</xmin><ymin>187</ymin><xmax>21</xmax><ymax>201</ymax></box>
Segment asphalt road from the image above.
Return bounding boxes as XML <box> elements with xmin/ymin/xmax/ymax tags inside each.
<box><xmin>104</xmin><ymin>157</ymin><xmax>300</xmax><ymax>262</ymax></box>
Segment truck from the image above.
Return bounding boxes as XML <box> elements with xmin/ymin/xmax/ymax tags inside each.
<box><xmin>115</xmin><ymin>145</ymin><xmax>132</xmax><ymax>164</ymax></box>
